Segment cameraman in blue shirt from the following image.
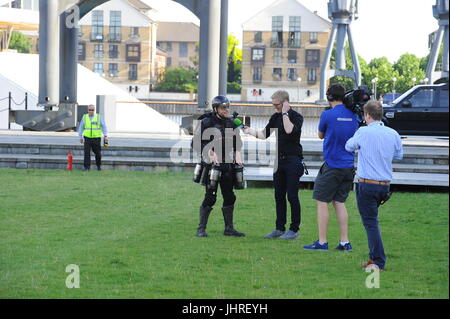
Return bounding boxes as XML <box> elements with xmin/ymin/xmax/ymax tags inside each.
<box><xmin>304</xmin><ymin>84</ymin><xmax>359</xmax><ymax>251</ymax></box>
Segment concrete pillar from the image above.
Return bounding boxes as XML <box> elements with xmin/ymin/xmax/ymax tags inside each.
<box><xmin>39</xmin><ymin>0</ymin><xmax>60</xmax><ymax>106</ymax></box>
<box><xmin>60</xmin><ymin>9</ymin><xmax>78</xmax><ymax>104</ymax></box>
<box><xmin>197</xmin><ymin>0</ymin><xmax>220</xmax><ymax>109</ymax></box>
<box><xmin>197</xmin><ymin>2</ymin><xmax>208</xmax><ymax>108</ymax></box>
<box><xmin>219</xmin><ymin>0</ymin><xmax>228</xmax><ymax>96</ymax></box>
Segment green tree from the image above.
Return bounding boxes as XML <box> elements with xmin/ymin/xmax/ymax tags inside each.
<box><xmin>227</xmin><ymin>34</ymin><xmax>242</xmax><ymax>93</ymax></box>
<box><xmin>362</xmin><ymin>57</ymin><xmax>400</xmax><ymax>98</ymax></box>
<box><xmin>155</xmin><ymin>66</ymin><xmax>197</xmax><ymax>93</ymax></box>
<box><xmin>8</xmin><ymin>31</ymin><xmax>32</xmax><ymax>53</ymax></box>
<box><xmin>393</xmin><ymin>53</ymin><xmax>426</xmax><ymax>93</ymax></box>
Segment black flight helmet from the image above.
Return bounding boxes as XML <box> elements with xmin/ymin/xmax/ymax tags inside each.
<box><xmin>211</xmin><ymin>95</ymin><xmax>230</xmax><ymax>110</ymax></box>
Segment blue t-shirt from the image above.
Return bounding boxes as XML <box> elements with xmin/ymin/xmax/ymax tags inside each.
<box><xmin>318</xmin><ymin>104</ymin><xmax>359</xmax><ymax>168</ymax></box>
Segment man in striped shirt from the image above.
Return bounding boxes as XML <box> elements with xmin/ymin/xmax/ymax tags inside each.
<box><xmin>345</xmin><ymin>101</ymin><xmax>403</xmax><ymax>271</ymax></box>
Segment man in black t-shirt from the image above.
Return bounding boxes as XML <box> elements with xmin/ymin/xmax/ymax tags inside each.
<box><xmin>244</xmin><ymin>90</ymin><xmax>304</xmax><ymax>239</ymax></box>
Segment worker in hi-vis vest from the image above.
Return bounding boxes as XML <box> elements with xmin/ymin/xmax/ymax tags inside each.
<box><xmin>78</xmin><ymin>104</ymin><xmax>108</xmax><ymax>171</ymax></box>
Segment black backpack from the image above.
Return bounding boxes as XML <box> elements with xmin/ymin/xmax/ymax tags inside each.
<box><xmin>191</xmin><ymin>111</ymin><xmax>214</xmax><ymax>150</ymax></box>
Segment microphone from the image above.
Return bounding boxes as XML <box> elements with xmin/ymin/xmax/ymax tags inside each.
<box><xmin>233</xmin><ymin>117</ymin><xmax>244</xmax><ymax>130</ymax></box>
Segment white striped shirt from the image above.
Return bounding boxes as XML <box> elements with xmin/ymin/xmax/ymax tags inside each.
<box><xmin>345</xmin><ymin>121</ymin><xmax>403</xmax><ymax>182</ymax></box>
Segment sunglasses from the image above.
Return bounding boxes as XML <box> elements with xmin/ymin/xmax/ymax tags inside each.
<box><xmin>272</xmin><ymin>103</ymin><xmax>282</xmax><ymax>107</ymax></box>
<box><xmin>88</xmin><ymin>109</ymin><xmax>95</xmax><ymax>111</ymax></box>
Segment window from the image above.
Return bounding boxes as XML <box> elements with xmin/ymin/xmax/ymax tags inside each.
<box><xmin>253</xmin><ymin>67</ymin><xmax>262</xmax><ymax>83</ymax></box>
<box><xmin>129</xmin><ymin>64</ymin><xmax>138</xmax><ymax>80</ymax></box>
<box><xmin>287</xmin><ymin>68</ymin><xmax>297</xmax><ymax>81</ymax></box>
<box><xmin>94</xmin><ymin>63</ymin><xmax>103</xmax><ymax>76</ymax></box>
<box><xmin>306</xmin><ymin>49</ymin><xmax>320</xmax><ymax>67</ymax></box>
<box><xmin>273</xmin><ymin>50</ymin><xmax>282</xmax><ymax>64</ymax></box>
<box><xmin>130</xmin><ymin>27</ymin><xmax>139</xmax><ymax>38</ymax></box>
<box><xmin>109</xmin><ymin>63</ymin><xmax>118</xmax><ymax>77</ymax></box>
<box><xmin>273</xmin><ymin>68</ymin><xmax>282</xmax><ymax>81</ymax></box>
<box><xmin>179</xmin><ymin>42</ymin><xmax>188</xmax><ymax>58</ymax></box>
<box><xmin>78</xmin><ymin>42</ymin><xmax>86</xmax><ymax>60</ymax></box>
<box><xmin>307</xmin><ymin>68</ymin><xmax>317</xmax><ymax>84</ymax></box>
<box><xmin>254</xmin><ymin>31</ymin><xmax>262</xmax><ymax>43</ymax></box>
<box><xmin>109</xmin><ymin>45</ymin><xmax>119</xmax><ymax>59</ymax></box>
<box><xmin>251</xmin><ymin>48</ymin><xmax>265</xmax><ymax>64</ymax></box>
<box><xmin>94</xmin><ymin>44</ymin><xmax>103</xmax><ymax>58</ymax></box>
<box><xmin>109</xmin><ymin>11</ymin><xmax>121</xmax><ymax>42</ymax></box>
<box><xmin>166</xmin><ymin>42</ymin><xmax>172</xmax><ymax>52</ymax></box>
<box><xmin>271</xmin><ymin>16</ymin><xmax>283</xmax><ymax>47</ymax></box>
<box><xmin>288</xmin><ymin>16</ymin><xmax>301</xmax><ymax>48</ymax></box>
<box><xmin>288</xmin><ymin>50</ymin><xmax>297</xmax><ymax>63</ymax></box>
<box><xmin>126</xmin><ymin>44</ymin><xmax>141</xmax><ymax>62</ymax></box>
<box><xmin>310</xmin><ymin>32</ymin><xmax>318</xmax><ymax>43</ymax></box>
<box><xmin>409</xmin><ymin>89</ymin><xmax>434</xmax><ymax>107</ymax></box>
<box><xmin>91</xmin><ymin>10</ymin><xmax>104</xmax><ymax>41</ymax></box>
<box><xmin>439</xmin><ymin>89</ymin><xmax>449</xmax><ymax>108</ymax></box>
<box><xmin>166</xmin><ymin>57</ymin><xmax>172</xmax><ymax>66</ymax></box>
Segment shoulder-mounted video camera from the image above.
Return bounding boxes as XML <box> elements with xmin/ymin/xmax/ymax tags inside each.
<box><xmin>343</xmin><ymin>85</ymin><xmax>371</xmax><ymax>125</ymax></box>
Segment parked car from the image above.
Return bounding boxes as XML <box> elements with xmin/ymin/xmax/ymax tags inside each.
<box><xmin>383</xmin><ymin>83</ymin><xmax>449</xmax><ymax>136</ymax></box>
<box><xmin>382</xmin><ymin>93</ymin><xmax>402</xmax><ymax>105</ymax></box>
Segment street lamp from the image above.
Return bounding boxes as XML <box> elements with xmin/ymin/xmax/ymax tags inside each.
<box><xmin>392</xmin><ymin>77</ymin><xmax>397</xmax><ymax>102</ymax></box>
<box><xmin>297</xmin><ymin>77</ymin><xmax>302</xmax><ymax>103</ymax></box>
<box><xmin>371</xmin><ymin>77</ymin><xmax>378</xmax><ymax>100</ymax></box>
<box><xmin>420</xmin><ymin>77</ymin><xmax>429</xmax><ymax>84</ymax></box>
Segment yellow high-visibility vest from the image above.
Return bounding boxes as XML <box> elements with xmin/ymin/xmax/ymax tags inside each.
<box><xmin>83</xmin><ymin>114</ymin><xmax>102</xmax><ymax>138</ymax></box>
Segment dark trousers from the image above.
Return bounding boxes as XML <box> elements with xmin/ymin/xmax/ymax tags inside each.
<box><xmin>202</xmin><ymin>164</ymin><xmax>236</xmax><ymax>208</ymax></box>
<box><xmin>356</xmin><ymin>182</ymin><xmax>389</xmax><ymax>269</ymax></box>
<box><xmin>273</xmin><ymin>157</ymin><xmax>304</xmax><ymax>232</ymax></box>
<box><xmin>84</xmin><ymin>137</ymin><xmax>102</xmax><ymax>169</ymax></box>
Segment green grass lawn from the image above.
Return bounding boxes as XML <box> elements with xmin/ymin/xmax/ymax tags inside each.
<box><xmin>0</xmin><ymin>169</ymin><xmax>448</xmax><ymax>299</ymax></box>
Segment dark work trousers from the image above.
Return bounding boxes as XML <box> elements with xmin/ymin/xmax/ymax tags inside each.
<box><xmin>356</xmin><ymin>182</ymin><xmax>389</xmax><ymax>269</ymax></box>
<box><xmin>202</xmin><ymin>164</ymin><xmax>236</xmax><ymax>208</ymax></box>
<box><xmin>84</xmin><ymin>137</ymin><xmax>102</xmax><ymax>169</ymax></box>
<box><xmin>273</xmin><ymin>156</ymin><xmax>304</xmax><ymax>232</ymax></box>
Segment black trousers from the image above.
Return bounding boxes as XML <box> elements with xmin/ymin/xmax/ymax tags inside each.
<box><xmin>202</xmin><ymin>164</ymin><xmax>236</xmax><ymax>208</ymax></box>
<box><xmin>273</xmin><ymin>156</ymin><xmax>304</xmax><ymax>232</ymax></box>
<box><xmin>84</xmin><ymin>137</ymin><xmax>102</xmax><ymax>169</ymax></box>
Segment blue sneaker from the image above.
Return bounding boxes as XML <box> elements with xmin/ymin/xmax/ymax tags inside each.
<box><xmin>303</xmin><ymin>240</ymin><xmax>328</xmax><ymax>251</ymax></box>
<box><xmin>336</xmin><ymin>242</ymin><xmax>353</xmax><ymax>252</ymax></box>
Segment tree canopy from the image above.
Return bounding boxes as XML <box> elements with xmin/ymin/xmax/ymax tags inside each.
<box><xmin>8</xmin><ymin>31</ymin><xmax>32</xmax><ymax>53</ymax></box>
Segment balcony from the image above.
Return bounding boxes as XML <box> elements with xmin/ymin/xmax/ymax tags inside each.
<box><xmin>128</xmin><ymin>72</ymin><xmax>137</xmax><ymax>81</ymax></box>
<box><xmin>252</xmin><ymin>76</ymin><xmax>262</xmax><ymax>84</ymax></box>
<box><xmin>108</xmin><ymin>33</ymin><xmax>122</xmax><ymax>43</ymax></box>
<box><xmin>270</xmin><ymin>40</ymin><xmax>283</xmax><ymax>48</ymax></box>
<box><xmin>251</xmin><ymin>58</ymin><xmax>265</xmax><ymax>66</ymax></box>
<box><xmin>90</xmin><ymin>33</ymin><xmax>104</xmax><ymax>42</ymax></box>
<box><xmin>128</xmin><ymin>34</ymin><xmax>140</xmax><ymax>41</ymax></box>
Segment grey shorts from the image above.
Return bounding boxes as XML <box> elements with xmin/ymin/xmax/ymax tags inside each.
<box><xmin>313</xmin><ymin>163</ymin><xmax>355</xmax><ymax>203</ymax></box>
